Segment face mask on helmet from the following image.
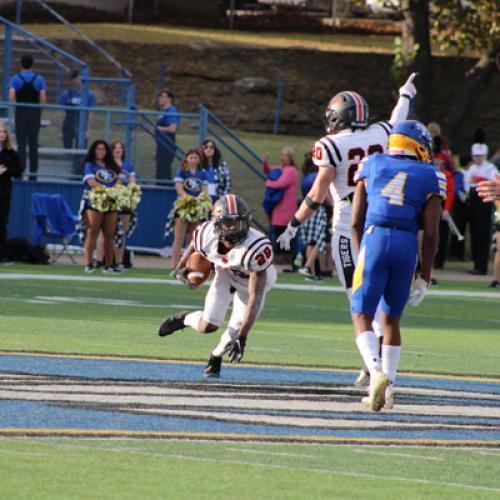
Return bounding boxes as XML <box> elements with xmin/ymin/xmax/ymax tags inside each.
<box><xmin>212</xmin><ymin>195</ymin><xmax>252</xmax><ymax>245</ymax></box>
<box><xmin>388</xmin><ymin>121</ymin><xmax>433</xmax><ymax>163</ymax></box>
<box><xmin>214</xmin><ymin>216</ymin><xmax>249</xmax><ymax>245</ymax></box>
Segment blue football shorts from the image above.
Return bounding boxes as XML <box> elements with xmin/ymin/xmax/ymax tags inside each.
<box><xmin>351</xmin><ymin>225</ymin><xmax>418</xmax><ymax>317</ymax></box>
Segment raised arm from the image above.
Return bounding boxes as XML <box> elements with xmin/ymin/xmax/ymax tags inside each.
<box><xmin>388</xmin><ymin>73</ymin><xmax>417</xmax><ymax>127</ymax></box>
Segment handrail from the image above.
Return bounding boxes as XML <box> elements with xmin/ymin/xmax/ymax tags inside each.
<box><xmin>22</xmin><ymin>33</ymin><xmax>70</xmax><ymax>72</ymax></box>
<box><xmin>33</xmin><ymin>0</ymin><xmax>132</xmax><ymax>79</ymax></box>
<box><xmin>207</xmin><ymin>126</ymin><xmax>266</xmax><ymax>181</ymax></box>
<box><xmin>0</xmin><ymin>100</ymin><xmax>199</xmax><ymax>118</ymax></box>
<box><xmin>0</xmin><ymin>16</ymin><xmax>86</xmax><ymax>67</ymax></box>
<box><xmin>206</xmin><ymin>108</ymin><xmax>263</xmax><ymax>164</ymax></box>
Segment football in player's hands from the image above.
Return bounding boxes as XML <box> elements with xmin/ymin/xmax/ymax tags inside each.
<box><xmin>186</xmin><ymin>252</ymin><xmax>212</xmax><ymax>287</ymax></box>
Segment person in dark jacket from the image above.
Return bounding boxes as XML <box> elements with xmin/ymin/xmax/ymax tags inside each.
<box><xmin>0</xmin><ymin>124</ymin><xmax>23</xmax><ymax>262</ymax></box>
<box><xmin>8</xmin><ymin>55</ymin><xmax>46</xmax><ymax>181</ymax></box>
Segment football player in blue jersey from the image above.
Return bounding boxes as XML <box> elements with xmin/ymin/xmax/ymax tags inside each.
<box><xmin>350</xmin><ymin>120</ymin><xmax>446</xmax><ymax>411</ymax></box>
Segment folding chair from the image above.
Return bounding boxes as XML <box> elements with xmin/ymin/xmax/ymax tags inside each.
<box><xmin>31</xmin><ymin>193</ymin><xmax>79</xmax><ymax>264</ymax></box>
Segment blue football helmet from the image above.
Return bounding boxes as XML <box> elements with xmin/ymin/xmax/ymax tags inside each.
<box><xmin>388</xmin><ymin>120</ymin><xmax>433</xmax><ymax>163</ymax></box>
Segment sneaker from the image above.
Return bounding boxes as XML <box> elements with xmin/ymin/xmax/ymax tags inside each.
<box><xmin>365</xmin><ymin>369</ymin><xmax>391</xmax><ymax>412</ymax></box>
<box><xmin>158</xmin><ymin>311</ymin><xmax>189</xmax><ymax>337</ymax></box>
<box><xmin>384</xmin><ymin>388</ymin><xmax>394</xmax><ymax>410</ymax></box>
<box><xmin>115</xmin><ymin>264</ymin><xmax>125</xmax><ymax>271</ymax></box>
<box><xmin>84</xmin><ymin>264</ymin><xmax>95</xmax><ymax>274</ymax></box>
<box><xmin>489</xmin><ymin>280</ymin><xmax>500</xmax><ymax>289</ymax></box>
<box><xmin>102</xmin><ymin>267</ymin><xmax>119</xmax><ymax>274</ymax></box>
<box><xmin>204</xmin><ymin>355</ymin><xmax>222</xmax><ymax>378</ymax></box>
<box><xmin>354</xmin><ymin>369</ymin><xmax>370</xmax><ymax>388</ymax></box>
<box><xmin>298</xmin><ymin>266</ymin><xmax>314</xmax><ymax>277</ymax></box>
<box><xmin>361</xmin><ymin>387</ymin><xmax>394</xmax><ymax>410</ymax></box>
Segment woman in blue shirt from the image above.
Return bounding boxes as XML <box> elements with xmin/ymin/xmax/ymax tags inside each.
<box><xmin>199</xmin><ymin>139</ymin><xmax>231</xmax><ymax>202</ymax></box>
<box><xmin>81</xmin><ymin>140</ymin><xmax>120</xmax><ymax>274</ymax></box>
<box><xmin>171</xmin><ymin>148</ymin><xmax>208</xmax><ymax>267</ymax></box>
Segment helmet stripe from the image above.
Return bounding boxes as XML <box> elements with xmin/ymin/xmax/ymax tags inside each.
<box><xmin>345</xmin><ymin>91</ymin><xmax>364</xmax><ymax>122</ymax></box>
<box><xmin>226</xmin><ymin>194</ymin><xmax>237</xmax><ymax>215</ymax></box>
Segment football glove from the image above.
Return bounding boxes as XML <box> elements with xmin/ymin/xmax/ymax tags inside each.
<box><xmin>227</xmin><ymin>335</ymin><xmax>247</xmax><ymax>363</ymax></box>
<box><xmin>399</xmin><ymin>72</ymin><xmax>418</xmax><ymax>99</ymax></box>
<box><xmin>172</xmin><ymin>267</ymin><xmax>197</xmax><ymax>290</ymax></box>
<box><xmin>277</xmin><ymin>223</ymin><xmax>298</xmax><ymax>251</ymax></box>
<box><xmin>408</xmin><ymin>275</ymin><xmax>429</xmax><ymax>307</ymax></box>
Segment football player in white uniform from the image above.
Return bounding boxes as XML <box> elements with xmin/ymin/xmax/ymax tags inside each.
<box><xmin>277</xmin><ymin>74</ymin><xmax>418</xmax><ymax>386</ymax></box>
<box><xmin>158</xmin><ymin>194</ymin><xmax>276</xmax><ymax>378</ymax></box>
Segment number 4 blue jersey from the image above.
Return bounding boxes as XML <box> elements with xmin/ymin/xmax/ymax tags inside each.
<box><xmin>354</xmin><ymin>154</ymin><xmax>446</xmax><ymax>232</ymax></box>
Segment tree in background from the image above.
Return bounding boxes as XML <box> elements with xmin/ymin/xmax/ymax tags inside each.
<box><xmin>400</xmin><ymin>0</ymin><xmax>433</xmax><ymax>123</ymax></box>
<box><xmin>432</xmin><ymin>0</ymin><xmax>499</xmax><ymax>136</ymax></box>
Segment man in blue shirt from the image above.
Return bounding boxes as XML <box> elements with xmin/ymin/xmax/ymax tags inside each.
<box><xmin>8</xmin><ymin>55</ymin><xmax>46</xmax><ymax>181</ymax></box>
<box><xmin>155</xmin><ymin>89</ymin><xmax>180</xmax><ymax>181</ymax></box>
<box><xmin>350</xmin><ymin>120</ymin><xmax>444</xmax><ymax>412</ymax></box>
<box><xmin>58</xmin><ymin>70</ymin><xmax>96</xmax><ymax>149</ymax></box>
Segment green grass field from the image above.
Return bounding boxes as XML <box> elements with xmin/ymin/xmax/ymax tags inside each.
<box><xmin>1</xmin><ymin>263</ymin><xmax>499</xmax><ymax>498</ymax></box>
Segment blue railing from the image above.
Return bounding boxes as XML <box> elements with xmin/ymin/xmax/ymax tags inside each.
<box><xmin>32</xmin><ymin>0</ymin><xmax>132</xmax><ymax>79</ymax></box>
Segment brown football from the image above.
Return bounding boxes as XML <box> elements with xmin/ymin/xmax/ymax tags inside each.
<box><xmin>186</xmin><ymin>251</ymin><xmax>212</xmax><ymax>286</ymax></box>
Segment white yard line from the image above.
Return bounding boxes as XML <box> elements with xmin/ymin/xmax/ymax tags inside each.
<box><xmin>349</xmin><ymin>448</ymin><xmax>445</xmax><ymax>461</ymax></box>
<box><xmin>24</xmin><ymin>441</ymin><xmax>500</xmax><ymax>493</ymax></box>
<box><xmin>224</xmin><ymin>447</ymin><xmax>318</xmax><ymax>458</ymax></box>
<box><xmin>1</xmin><ymin>273</ymin><xmax>500</xmax><ymax>300</ymax></box>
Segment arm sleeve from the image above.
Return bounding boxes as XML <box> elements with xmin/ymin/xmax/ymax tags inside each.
<box><xmin>6</xmin><ymin>151</ymin><xmax>23</xmax><ymax>179</ymax></box>
<box><xmin>435</xmin><ymin>171</ymin><xmax>447</xmax><ymax>200</ymax></box>
<box><xmin>192</xmin><ymin>221</ymin><xmax>211</xmax><ymax>255</ymax></box>
<box><xmin>388</xmin><ymin>95</ymin><xmax>411</xmax><ymax>127</ymax></box>
<box><xmin>245</xmin><ymin>241</ymin><xmax>274</xmax><ymax>272</ymax></box>
<box><xmin>221</xmin><ymin>162</ymin><xmax>231</xmax><ymax>195</ymax></box>
<box><xmin>174</xmin><ymin>168</ymin><xmax>184</xmax><ymax>184</ymax></box>
<box><xmin>83</xmin><ymin>163</ymin><xmax>95</xmax><ymax>184</ymax></box>
<box><xmin>265</xmin><ymin>167</ymin><xmax>297</xmax><ymax>189</ymax></box>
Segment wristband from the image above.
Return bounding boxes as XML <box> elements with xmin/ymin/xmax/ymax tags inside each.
<box><xmin>290</xmin><ymin>216</ymin><xmax>301</xmax><ymax>228</ymax></box>
<box><xmin>305</xmin><ymin>196</ymin><xmax>320</xmax><ymax>210</ymax></box>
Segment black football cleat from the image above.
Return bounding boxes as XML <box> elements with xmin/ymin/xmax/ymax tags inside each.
<box><xmin>203</xmin><ymin>355</ymin><xmax>222</xmax><ymax>378</ymax></box>
<box><xmin>158</xmin><ymin>311</ymin><xmax>189</xmax><ymax>337</ymax></box>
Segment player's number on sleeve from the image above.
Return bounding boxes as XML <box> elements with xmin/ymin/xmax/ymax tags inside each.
<box><xmin>347</xmin><ymin>144</ymin><xmax>384</xmax><ymax>186</ymax></box>
<box><xmin>380</xmin><ymin>172</ymin><xmax>408</xmax><ymax>206</ymax></box>
<box><xmin>255</xmin><ymin>246</ymin><xmax>272</xmax><ymax>266</ymax></box>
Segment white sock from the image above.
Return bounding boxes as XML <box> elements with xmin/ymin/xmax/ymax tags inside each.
<box><xmin>372</xmin><ymin>307</ymin><xmax>384</xmax><ymax>338</ymax></box>
<box><xmin>355</xmin><ymin>331</ymin><xmax>382</xmax><ymax>375</ymax></box>
<box><xmin>183</xmin><ymin>311</ymin><xmax>203</xmax><ymax>331</ymax></box>
<box><xmin>212</xmin><ymin>327</ymin><xmax>239</xmax><ymax>357</ymax></box>
<box><xmin>382</xmin><ymin>344</ymin><xmax>401</xmax><ymax>384</ymax></box>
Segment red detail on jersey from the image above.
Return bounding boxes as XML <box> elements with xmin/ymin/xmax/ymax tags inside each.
<box><xmin>222</xmin><ymin>257</ymin><xmax>228</xmax><ymax>263</ymax></box>
<box><xmin>314</xmin><ymin>146</ymin><xmax>323</xmax><ymax>161</ymax></box>
<box><xmin>346</xmin><ymin>144</ymin><xmax>383</xmax><ymax>186</ymax></box>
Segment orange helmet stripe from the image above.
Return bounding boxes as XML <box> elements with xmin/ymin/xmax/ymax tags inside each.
<box><xmin>226</xmin><ymin>194</ymin><xmax>237</xmax><ymax>215</ymax></box>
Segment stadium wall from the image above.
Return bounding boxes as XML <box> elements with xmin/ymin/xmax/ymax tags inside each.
<box><xmin>8</xmin><ymin>180</ymin><xmax>177</xmax><ymax>252</ymax></box>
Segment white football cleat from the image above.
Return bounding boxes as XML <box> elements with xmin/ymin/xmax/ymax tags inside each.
<box><xmin>354</xmin><ymin>369</ymin><xmax>370</xmax><ymax>388</ymax></box>
<box><xmin>363</xmin><ymin>369</ymin><xmax>390</xmax><ymax>412</ymax></box>
<box><xmin>384</xmin><ymin>387</ymin><xmax>394</xmax><ymax>410</ymax></box>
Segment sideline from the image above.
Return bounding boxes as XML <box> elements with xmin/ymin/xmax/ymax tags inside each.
<box><xmin>1</xmin><ymin>273</ymin><xmax>500</xmax><ymax>299</ymax></box>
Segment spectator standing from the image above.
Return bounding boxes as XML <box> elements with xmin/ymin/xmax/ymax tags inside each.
<box><xmin>58</xmin><ymin>70</ymin><xmax>96</xmax><ymax>149</ymax></box>
<box><xmin>8</xmin><ymin>55</ymin><xmax>46</xmax><ymax>181</ymax></box>
<box><xmin>199</xmin><ymin>139</ymin><xmax>231</xmax><ymax>202</ymax></box>
<box><xmin>0</xmin><ymin>124</ymin><xmax>22</xmax><ymax>263</ymax></box>
<box><xmin>433</xmin><ymin>150</ymin><xmax>455</xmax><ymax>269</ymax></box>
<box><xmin>464</xmin><ymin>143</ymin><xmax>498</xmax><ymax>275</ymax></box>
<box><xmin>155</xmin><ymin>89</ymin><xmax>180</xmax><ymax>181</ymax></box>
<box><xmin>80</xmin><ymin>140</ymin><xmax>121</xmax><ymax>274</ymax></box>
<box><xmin>170</xmin><ymin>149</ymin><xmax>208</xmax><ymax>268</ymax></box>
<box><xmin>298</xmin><ymin>151</ymin><xmax>328</xmax><ymax>280</ymax></box>
<box><xmin>263</xmin><ymin>148</ymin><xmax>299</xmax><ymax>266</ymax></box>
<box><xmin>490</xmin><ymin>204</ymin><xmax>500</xmax><ymax>288</ymax></box>
<box><xmin>448</xmin><ymin>154</ymin><xmax>470</xmax><ymax>261</ymax></box>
